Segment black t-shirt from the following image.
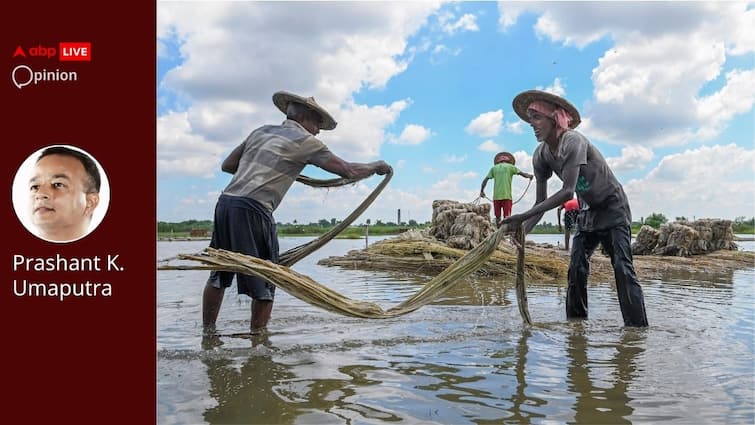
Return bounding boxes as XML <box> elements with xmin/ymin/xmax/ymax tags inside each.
<box><xmin>533</xmin><ymin>130</ymin><xmax>631</xmax><ymax>231</ymax></box>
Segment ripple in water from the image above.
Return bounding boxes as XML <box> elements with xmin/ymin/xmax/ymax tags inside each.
<box><xmin>158</xmin><ymin>238</ymin><xmax>755</xmax><ymax>424</ymax></box>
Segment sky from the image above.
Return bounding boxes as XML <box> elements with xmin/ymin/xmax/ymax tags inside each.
<box><xmin>157</xmin><ymin>1</ymin><xmax>755</xmax><ymax>226</ymax></box>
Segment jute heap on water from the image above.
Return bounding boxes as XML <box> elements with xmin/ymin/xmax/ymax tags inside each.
<box><xmin>320</xmin><ymin>199</ymin><xmax>567</xmax><ymax>281</ymax></box>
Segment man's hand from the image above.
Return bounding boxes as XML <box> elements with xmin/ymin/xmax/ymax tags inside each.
<box><xmin>479</xmin><ymin>190</ymin><xmax>486</xmax><ymax>199</ymax></box>
<box><xmin>526</xmin><ymin>173</ymin><xmax>534</xmax><ymax>180</ymax></box>
<box><xmin>499</xmin><ymin>213</ymin><xmax>526</xmax><ymax>229</ymax></box>
<box><xmin>373</xmin><ymin>161</ymin><xmax>392</xmax><ymax>176</ymax></box>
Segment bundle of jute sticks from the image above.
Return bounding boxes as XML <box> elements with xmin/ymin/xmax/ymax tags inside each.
<box><xmin>159</xmin><ymin>225</ymin><xmax>531</xmax><ymax>323</ymax></box>
<box><xmin>158</xmin><ymin>171</ymin><xmax>533</xmax><ymax>324</ymax></box>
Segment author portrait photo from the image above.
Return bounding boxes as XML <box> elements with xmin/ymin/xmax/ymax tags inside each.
<box><xmin>12</xmin><ymin>145</ymin><xmax>110</xmax><ymax>243</ymax></box>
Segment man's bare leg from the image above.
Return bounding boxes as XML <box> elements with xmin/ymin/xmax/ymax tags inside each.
<box><xmin>202</xmin><ymin>284</ymin><xmax>225</xmax><ymax>334</ymax></box>
<box><xmin>251</xmin><ymin>299</ymin><xmax>274</xmax><ymax>333</ymax></box>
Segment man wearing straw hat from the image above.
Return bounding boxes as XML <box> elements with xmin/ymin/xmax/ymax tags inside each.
<box><xmin>501</xmin><ymin>90</ymin><xmax>648</xmax><ymax>327</ymax></box>
<box><xmin>479</xmin><ymin>151</ymin><xmax>533</xmax><ymax>226</ymax></box>
<box><xmin>203</xmin><ymin>91</ymin><xmax>392</xmax><ymax>335</ymax></box>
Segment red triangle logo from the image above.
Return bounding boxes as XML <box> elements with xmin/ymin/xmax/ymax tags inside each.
<box><xmin>13</xmin><ymin>46</ymin><xmax>26</xmax><ymax>58</ymax></box>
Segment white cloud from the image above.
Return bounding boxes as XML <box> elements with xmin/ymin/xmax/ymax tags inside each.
<box><xmin>606</xmin><ymin>146</ymin><xmax>655</xmax><ymax>172</ymax></box>
<box><xmin>328</xmin><ymin>99</ymin><xmax>409</xmax><ymax>160</ymax></box>
<box><xmin>466</xmin><ymin>110</ymin><xmax>504</xmax><ymax>137</ymax></box>
<box><xmin>498</xmin><ymin>2</ymin><xmax>755</xmax><ymax>148</ymax></box>
<box><xmin>531</xmin><ymin>3</ymin><xmax>716</xmax><ymax>49</ymax></box>
<box><xmin>391</xmin><ymin>124</ymin><xmax>433</xmax><ymax>145</ymax></box>
<box><xmin>536</xmin><ymin>77</ymin><xmax>566</xmax><ymax>97</ymax></box>
<box><xmin>432</xmin><ymin>171</ymin><xmax>479</xmax><ymax>190</ymax></box>
<box><xmin>157</xmin><ymin>111</ymin><xmax>226</xmax><ymax>178</ymax></box>
<box><xmin>506</xmin><ymin>121</ymin><xmax>525</xmax><ymax>134</ymax></box>
<box><xmin>157</xmin><ymin>2</ymin><xmax>442</xmax><ymax>175</ymax></box>
<box><xmin>429</xmin><ymin>44</ymin><xmax>462</xmax><ymax>64</ymax></box>
<box><xmin>695</xmin><ymin>69</ymin><xmax>755</xmax><ymax>139</ymax></box>
<box><xmin>178</xmin><ymin>191</ymin><xmax>219</xmax><ymax>209</ymax></box>
<box><xmin>586</xmin><ymin>28</ymin><xmax>754</xmax><ymax>147</ymax></box>
<box><xmin>444</xmin><ymin>154</ymin><xmax>467</xmax><ymax>163</ymax></box>
<box><xmin>624</xmin><ymin>144</ymin><xmax>755</xmax><ymax>220</ymax></box>
<box><xmin>497</xmin><ymin>2</ymin><xmax>529</xmax><ymax>32</ymax></box>
<box><xmin>478</xmin><ymin>139</ymin><xmax>500</xmax><ymax>152</ymax></box>
<box><xmin>512</xmin><ymin>150</ymin><xmax>534</xmax><ymax>172</ymax></box>
<box><xmin>157</xmin><ymin>187</ymin><xmax>222</xmax><ymax>222</ymax></box>
<box><xmin>440</xmin><ymin>12</ymin><xmax>479</xmax><ymax>34</ymax></box>
<box><xmin>156</xmin><ymin>2</ymin><xmax>755</xmax><ymax>226</ymax></box>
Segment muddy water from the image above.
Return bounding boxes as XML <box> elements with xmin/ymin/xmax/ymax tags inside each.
<box><xmin>158</xmin><ymin>236</ymin><xmax>754</xmax><ymax>424</ymax></box>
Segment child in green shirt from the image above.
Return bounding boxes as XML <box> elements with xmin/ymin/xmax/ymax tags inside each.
<box><xmin>479</xmin><ymin>152</ymin><xmax>533</xmax><ymax>226</ymax></box>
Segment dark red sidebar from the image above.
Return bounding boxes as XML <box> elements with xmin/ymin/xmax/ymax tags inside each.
<box><xmin>2</xmin><ymin>2</ymin><xmax>156</xmax><ymax>423</ymax></box>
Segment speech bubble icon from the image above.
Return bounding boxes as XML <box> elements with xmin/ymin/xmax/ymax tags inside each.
<box><xmin>12</xmin><ymin>65</ymin><xmax>33</xmax><ymax>89</ymax></box>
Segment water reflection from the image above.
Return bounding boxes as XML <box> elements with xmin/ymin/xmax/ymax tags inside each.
<box><xmin>157</xmin><ymin>239</ymin><xmax>754</xmax><ymax>424</ymax></box>
<box><xmin>201</xmin><ymin>334</ymin><xmax>297</xmax><ymax>424</ymax></box>
<box><xmin>509</xmin><ymin>329</ymin><xmax>547</xmax><ymax>423</ymax></box>
<box><xmin>493</xmin><ymin>328</ymin><xmax>548</xmax><ymax>424</ymax></box>
<box><xmin>566</xmin><ymin>325</ymin><xmax>645</xmax><ymax>424</ymax></box>
<box><xmin>200</xmin><ymin>334</ymin><xmax>406</xmax><ymax>424</ymax></box>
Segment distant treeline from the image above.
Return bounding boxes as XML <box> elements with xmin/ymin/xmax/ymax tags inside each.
<box><xmin>158</xmin><ymin>220</ymin><xmax>213</xmax><ymax>234</ymax></box>
<box><xmin>157</xmin><ymin>214</ymin><xmax>755</xmax><ymax>238</ymax></box>
<box><xmin>157</xmin><ymin>219</ymin><xmax>421</xmax><ymax>237</ymax></box>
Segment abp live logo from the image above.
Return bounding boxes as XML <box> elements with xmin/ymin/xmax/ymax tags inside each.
<box><xmin>12</xmin><ymin>42</ymin><xmax>91</xmax><ymax>61</ymax></box>
<box><xmin>59</xmin><ymin>42</ymin><xmax>91</xmax><ymax>61</ymax></box>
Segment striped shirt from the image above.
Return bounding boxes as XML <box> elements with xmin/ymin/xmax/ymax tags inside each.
<box><xmin>223</xmin><ymin>119</ymin><xmax>333</xmax><ymax>212</ymax></box>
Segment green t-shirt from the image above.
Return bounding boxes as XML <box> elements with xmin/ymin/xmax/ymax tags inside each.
<box><xmin>486</xmin><ymin>163</ymin><xmax>519</xmax><ymax>200</ymax></box>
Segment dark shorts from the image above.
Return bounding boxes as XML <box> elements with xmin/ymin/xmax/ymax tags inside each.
<box><xmin>564</xmin><ymin>210</ymin><xmax>578</xmax><ymax>230</ymax></box>
<box><xmin>206</xmin><ymin>195</ymin><xmax>279</xmax><ymax>300</ymax></box>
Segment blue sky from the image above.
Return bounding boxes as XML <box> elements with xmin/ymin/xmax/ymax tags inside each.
<box><xmin>157</xmin><ymin>1</ymin><xmax>754</xmax><ymax>226</ymax></box>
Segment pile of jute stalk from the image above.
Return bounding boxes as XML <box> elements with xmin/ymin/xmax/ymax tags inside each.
<box><xmin>319</xmin><ymin>199</ymin><xmax>566</xmax><ymax>281</ymax></box>
<box><xmin>321</xmin><ymin>234</ymin><xmax>566</xmax><ymax>281</ymax></box>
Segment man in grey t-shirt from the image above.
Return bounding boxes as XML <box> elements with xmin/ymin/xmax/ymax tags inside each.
<box><xmin>501</xmin><ymin>90</ymin><xmax>647</xmax><ymax>327</ymax></box>
<box><xmin>203</xmin><ymin>91</ymin><xmax>392</xmax><ymax>336</ymax></box>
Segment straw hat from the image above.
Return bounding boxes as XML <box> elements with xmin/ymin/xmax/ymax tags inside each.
<box><xmin>512</xmin><ymin>90</ymin><xmax>581</xmax><ymax>129</ymax></box>
<box><xmin>272</xmin><ymin>91</ymin><xmax>337</xmax><ymax>130</ymax></box>
<box><xmin>494</xmin><ymin>151</ymin><xmax>516</xmax><ymax>165</ymax></box>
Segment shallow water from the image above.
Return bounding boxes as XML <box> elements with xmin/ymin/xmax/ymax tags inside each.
<box><xmin>157</xmin><ymin>235</ymin><xmax>754</xmax><ymax>424</ymax></box>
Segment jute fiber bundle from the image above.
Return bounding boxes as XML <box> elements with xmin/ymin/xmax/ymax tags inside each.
<box><xmin>162</xmin><ymin>222</ymin><xmax>530</xmax><ymax>320</ymax></box>
<box><xmin>159</xmin><ymin>172</ymin><xmax>534</xmax><ymax>323</ymax></box>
